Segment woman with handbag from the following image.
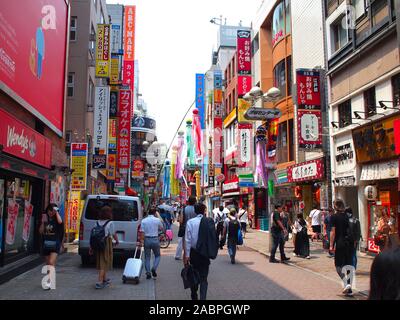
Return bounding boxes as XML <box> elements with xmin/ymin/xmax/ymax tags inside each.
<box><xmin>293</xmin><ymin>213</ymin><xmax>310</xmax><ymax>259</ymax></box>
<box><xmin>39</xmin><ymin>203</ymin><xmax>64</xmax><ymax>289</ymax></box>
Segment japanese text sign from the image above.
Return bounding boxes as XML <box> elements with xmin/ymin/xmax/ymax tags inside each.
<box><xmin>238</xmin><ymin>76</ymin><xmax>252</xmax><ymax>97</ymax></box>
<box><xmin>117</xmin><ymin>89</ymin><xmax>132</xmax><ymax>169</ymax></box>
<box><xmin>123</xmin><ymin>6</ymin><xmax>135</xmax><ymax>61</ymax></box>
<box><xmin>297</xmin><ymin>109</ymin><xmax>322</xmax><ymax>150</ymax></box>
<box><xmin>93</xmin><ymin>86</ymin><xmax>110</xmax><ymax>154</ymax></box>
<box><xmin>70</xmin><ymin>143</ymin><xmax>88</xmax><ymax>191</ymax></box>
<box><xmin>196</xmin><ymin>73</ymin><xmax>205</xmax><ymax>129</ymax></box>
<box><xmin>296</xmin><ymin>69</ymin><xmax>321</xmax><ymax>109</ymax></box>
<box><xmin>239</xmin><ymin>123</ymin><xmax>253</xmax><ymax>166</ymax></box>
<box><xmin>237</xmin><ymin>30</ymin><xmax>251</xmax><ymax>75</ymax></box>
<box><xmin>287</xmin><ymin>159</ymin><xmax>325</xmax><ymax>182</ymax></box>
<box><xmin>95</xmin><ymin>24</ymin><xmax>111</xmax><ymax>78</ymax></box>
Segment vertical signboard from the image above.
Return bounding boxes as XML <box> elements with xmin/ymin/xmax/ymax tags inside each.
<box><xmin>237</xmin><ymin>30</ymin><xmax>251</xmax><ymax>75</ymax></box>
<box><xmin>95</xmin><ymin>24</ymin><xmax>111</xmax><ymax>78</ymax></box>
<box><xmin>122</xmin><ymin>6</ymin><xmax>135</xmax><ymax>92</ymax></box>
<box><xmin>296</xmin><ymin>69</ymin><xmax>321</xmax><ymax>110</ymax></box>
<box><xmin>109</xmin><ymin>90</ymin><xmax>118</xmax><ymax>117</ymax></box>
<box><xmin>238</xmin><ymin>75</ymin><xmax>252</xmax><ymax>97</ymax></box>
<box><xmin>70</xmin><ymin>143</ymin><xmax>88</xmax><ymax>191</ymax></box>
<box><xmin>297</xmin><ymin>109</ymin><xmax>323</xmax><ymax>150</ymax></box>
<box><xmin>239</xmin><ymin>123</ymin><xmax>253</xmax><ymax>166</ymax></box>
<box><xmin>93</xmin><ymin>86</ymin><xmax>110</xmax><ymax>155</ymax></box>
<box><xmin>196</xmin><ymin>74</ymin><xmax>205</xmax><ymax>129</ymax></box>
<box><xmin>106</xmin><ymin>151</ymin><xmax>117</xmax><ymax>181</ymax></box>
<box><xmin>108</xmin><ymin>118</ymin><xmax>117</xmax><ymax>150</ymax></box>
<box><xmin>213</xmin><ymin>118</ymin><xmax>223</xmax><ymax>168</ymax></box>
<box><xmin>110</xmin><ymin>55</ymin><xmax>120</xmax><ymax>85</ymax></box>
<box><xmin>117</xmin><ymin>89</ymin><xmax>132</xmax><ymax>169</ymax></box>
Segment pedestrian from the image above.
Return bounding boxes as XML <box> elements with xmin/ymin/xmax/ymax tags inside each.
<box><xmin>375</xmin><ymin>212</ymin><xmax>391</xmax><ymax>252</ymax></box>
<box><xmin>238</xmin><ymin>205</ymin><xmax>248</xmax><ymax>238</ymax></box>
<box><xmin>330</xmin><ymin>199</ymin><xmax>354</xmax><ymax>297</ymax></box>
<box><xmin>141</xmin><ymin>207</ymin><xmax>165</xmax><ymax>280</ymax></box>
<box><xmin>214</xmin><ymin>205</ymin><xmax>227</xmax><ymax>249</ymax></box>
<box><xmin>175</xmin><ymin>196</ymin><xmax>197</xmax><ymax>260</ymax></box>
<box><xmin>281</xmin><ymin>205</ymin><xmax>291</xmax><ymax>243</ymax></box>
<box><xmin>269</xmin><ymin>204</ymin><xmax>290</xmax><ymax>263</ymax></box>
<box><xmin>39</xmin><ymin>203</ymin><xmax>64</xmax><ymax>290</ymax></box>
<box><xmin>309</xmin><ymin>204</ymin><xmax>322</xmax><ymax>241</ymax></box>
<box><xmin>223</xmin><ymin>208</ymin><xmax>240</xmax><ymax>264</ymax></box>
<box><xmin>89</xmin><ymin>206</ymin><xmax>119</xmax><ymax>290</ymax></box>
<box><xmin>324</xmin><ymin>207</ymin><xmax>335</xmax><ymax>257</ymax></box>
<box><xmin>293</xmin><ymin>213</ymin><xmax>310</xmax><ymax>259</ymax></box>
<box><xmin>369</xmin><ymin>247</ymin><xmax>400</xmax><ymax>300</ymax></box>
<box><xmin>184</xmin><ymin>203</ymin><xmax>210</xmax><ymax>300</ymax></box>
<box><xmin>345</xmin><ymin>206</ymin><xmax>362</xmax><ymax>269</ymax></box>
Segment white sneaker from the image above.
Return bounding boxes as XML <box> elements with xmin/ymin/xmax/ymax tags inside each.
<box><xmin>342</xmin><ymin>284</ymin><xmax>351</xmax><ymax>294</ymax></box>
<box><xmin>292</xmin><ymin>253</ymin><xmax>298</xmax><ymax>257</ymax></box>
<box><xmin>306</xmin><ymin>256</ymin><xmax>311</xmax><ymax>259</ymax></box>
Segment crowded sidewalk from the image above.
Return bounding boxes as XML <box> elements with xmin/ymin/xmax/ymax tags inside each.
<box><xmin>243</xmin><ymin>228</ymin><xmax>373</xmax><ymax>296</ymax></box>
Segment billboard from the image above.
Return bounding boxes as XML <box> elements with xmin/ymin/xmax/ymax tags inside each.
<box><xmin>93</xmin><ymin>86</ymin><xmax>110</xmax><ymax>155</ymax></box>
<box><xmin>296</xmin><ymin>69</ymin><xmax>321</xmax><ymax>109</ymax></box>
<box><xmin>95</xmin><ymin>24</ymin><xmax>111</xmax><ymax>78</ymax></box>
<box><xmin>297</xmin><ymin>109</ymin><xmax>323</xmax><ymax>150</ymax></box>
<box><xmin>237</xmin><ymin>30</ymin><xmax>251</xmax><ymax>75</ymax></box>
<box><xmin>117</xmin><ymin>89</ymin><xmax>132</xmax><ymax>169</ymax></box>
<box><xmin>110</xmin><ymin>55</ymin><xmax>120</xmax><ymax>84</ymax></box>
<box><xmin>106</xmin><ymin>151</ymin><xmax>117</xmax><ymax>181</ymax></box>
<box><xmin>122</xmin><ymin>6</ymin><xmax>135</xmax><ymax>91</ymax></box>
<box><xmin>70</xmin><ymin>143</ymin><xmax>88</xmax><ymax>191</ymax></box>
<box><xmin>0</xmin><ymin>1</ymin><xmax>69</xmax><ymax>136</ymax></box>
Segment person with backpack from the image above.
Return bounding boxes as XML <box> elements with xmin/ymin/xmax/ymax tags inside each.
<box><xmin>238</xmin><ymin>205</ymin><xmax>248</xmax><ymax>239</ymax></box>
<box><xmin>89</xmin><ymin>206</ymin><xmax>119</xmax><ymax>289</ymax></box>
<box><xmin>270</xmin><ymin>204</ymin><xmax>290</xmax><ymax>263</ymax></box>
<box><xmin>140</xmin><ymin>207</ymin><xmax>165</xmax><ymax>279</ymax></box>
<box><xmin>345</xmin><ymin>206</ymin><xmax>362</xmax><ymax>269</ymax></box>
<box><xmin>330</xmin><ymin>200</ymin><xmax>354</xmax><ymax>297</ymax></box>
<box><xmin>223</xmin><ymin>208</ymin><xmax>241</xmax><ymax>264</ymax></box>
<box><xmin>293</xmin><ymin>213</ymin><xmax>310</xmax><ymax>259</ymax></box>
<box><xmin>214</xmin><ymin>205</ymin><xmax>227</xmax><ymax>249</ymax></box>
<box><xmin>176</xmin><ymin>197</ymin><xmax>197</xmax><ymax>260</ymax></box>
<box><xmin>184</xmin><ymin>203</ymin><xmax>217</xmax><ymax>300</ymax></box>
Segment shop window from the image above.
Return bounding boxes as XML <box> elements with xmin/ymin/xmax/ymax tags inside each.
<box><xmin>364</xmin><ymin>86</ymin><xmax>376</xmax><ymax>117</ymax></box>
<box><xmin>287</xmin><ymin>56</ymin><xmax>292</xmax><ymax>96</ymax></box>
<box><xmin>338</xmin><ymin>100</ymin><xmax>352</xmax><ymax>128</ymax></box>
<box><xmin>272</xmin><ymin>1</ymin><xmax>285</xmax><ymax>46</ymax></box>
<box><xmin>273</xmin><ymin>59</ymin><xmax>286</xmax><ymax>98</ymax></box>
<box><xmin>288</xmin><ymin>119</ymin><xmax>294</xmax><ymax>161</ymax></box>
<box><xmin>70</xmin><ymin>16</ymin><xmax>77</xmax><ymax>41</ymax></box>
<box><xmin>277</xmin><ymin>121</ymin><xmax>288</xmax><ymax>163</ymax></box>
<box><xmin>392</xmin><ymin>73</ymin><xmax>400</xmax><ymax>107</ymax></box>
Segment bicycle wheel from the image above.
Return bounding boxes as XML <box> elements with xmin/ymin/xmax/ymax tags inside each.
<box><xmin>159</xmin><ymin>234</ymin><xmax>170</xmax><ymax>249</ymax></box>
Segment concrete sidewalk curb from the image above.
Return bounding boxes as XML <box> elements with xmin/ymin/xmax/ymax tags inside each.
<box><xmin>245</xmin><ymin>244</ymin><xmax>369</xmax><ymax>298</ymax></box>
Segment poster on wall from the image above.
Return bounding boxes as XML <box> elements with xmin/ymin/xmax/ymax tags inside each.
<box><xmin>22</xmin><ymin>201</ymin><xmax>33</xmax><ymax>242</ymax></box>
<box><xmin>50</xmin><ymin>175</ymin><xmax>66</xmax><ymax>220</ymax></box>
<box><xmin>70</xmin><ymin>143</ymin><xmax>88</xmax><ymax>191</ymax></box>
<box><xmin>296</xmin><ymin>69</ymin><xmax>321</xmax><ymax>110</ymax></box>
<box><xmin>6</xmin><ymin>198</ymin><xmax>20</xmax><ymax>245</ymax></box>
<box><xmin>298</xmin><ymin>109</ymin><xmax>323</xmax><ymax>150</ymax></box>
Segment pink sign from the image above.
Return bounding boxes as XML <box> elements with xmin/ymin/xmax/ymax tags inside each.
<box><xmin>22</xmin><ymin>201</ymin><xmax>34</xmax><ymax>242</ymax></box>
<box><xmin>117</xmin><ymin>89</ymin><xmax>132</xmax><ymax>169</ymax></box>
<box><xmin>237</xmin><ymin>30</ymin><xmax>251</xmax><ymax>75</ymax></box>
<box><xmin>6</xmin><ymin>199</ymin><xmax>20</xmax><ymax>245</ymax></box>
<box><xmin>238</xmin><ymin>76</ymin><xmax>252</xmax><ymax>96</ymax></box>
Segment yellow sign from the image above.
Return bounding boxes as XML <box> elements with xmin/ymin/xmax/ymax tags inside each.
<box><xmin>70</xmin><ymin>143</ymin><xmax>88</xmax><ymax>191</ymax></box>
<box><xmin>214</xmin><ymin>89</ymin><xmax>223</xmax><ymax>103</ymax></box>
<box><xmin>95</xmin><ymin>24</ymin><xmax>111</xmax><ymax>77</ymax></box>
<box><xmin>238</xmin><ymin>99</ymin><xmax>251</xmax><ymax>123</ymax></box>
<box><xmin>106</xmin><ymin>153</ymin><xmax>116</xmax><ymax>181</ymax></box>
<box><xmin>67</xmin><ymin>191</ymin><xmax>83</xmax><ymax>234</ymax></box>
<box><xmin>223</xmin><ymin>108</ymin><xmax>237</xmax><ymax>128</ymax></box>
<box><xmin>110</xmin><ymin>56</ymin><xmax>119</xmax><ymax>84</ymax></box>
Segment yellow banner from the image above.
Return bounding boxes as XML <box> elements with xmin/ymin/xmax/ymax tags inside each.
<box><xmin>223</xmin><ymin>108</ymin><xmax>237</xmax><ymax>128</ymax></box>
<box><xmin>95</xmin><ymin>24</ymin><xmax>110</xmax><ymax>77</ymax></box>
<box><xmin>67</xmin><ymin>191</ymin><xmax>83</xmax><ymax>234</ymax></box>
<box><xmin>238</xmin><ymin>99</ymin><xmax>251</xmax><ymax>123</ymax></box>
<box><xmin>110</xmin><ymin>56</ymin><xmax>119</xmax><ymax>84</ymax></box>
<box><xmin>70</xmin><ymin>143</ymin><xmax>88</xmax><ymax>191</ymax></box>
<box><xmin>214</xmin><ymin>89</ymin><xmax>223</xmax><ymax>103</ymax></box>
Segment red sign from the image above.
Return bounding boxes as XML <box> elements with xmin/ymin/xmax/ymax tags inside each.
<box><xmin>0</xmin><ymin>108</ymin><xmax>52</xmax><ymax>168</ymax></box>
<box><xmin>122</xmin><ymin>60</ymin><xmax>135</xmax><ymax>92</ymax></box>
<box><xmin>296</xmin><ymin>70</ymin><xmax>321</xmax><ymax>109</ymax></box>
<box><xmin>117</xmin><ymin>89</ymin><xmax>132</xmax><ymax>169</ymax></box>
<box><xmin>238</xmin><ymin>76</ymin><xmax>252</xmax><ymax>96</ymax></box>
<box><xmin>0</xmin><ymin>1</ymin><xmax>68</xmax><ymax>136</ymax></box>
<box><xmin>237</xmin><ymin>30</ymin><xmax>251</xmax><ymax>75</ymax></box>
<box><xmin>297</xmin><ymin>109</ymin><xmax>323</xmax><ymax>150</ymax></box>
<box><xmin>213</xmin><ymin>117</ymin><xmax>223</xmax><ymax>167</ymax></box>
<box><xmin>394</xmin><ymin>119</ymin><xmax>400</xmax><ymax>155</ymax></box>
<box><xmin>287</xmin><ymin>159</ymin><xmax>325</xmax><ymax>183</ymax></box>
<box><xmin>122</xmin><ymin>6</ymin><xmax>135</xmax><ymax>93</ymax></box>
<box><xmin>133</xmin><ymin>160</ymin><xmax>144</xmax><ymax>172</ymax></box>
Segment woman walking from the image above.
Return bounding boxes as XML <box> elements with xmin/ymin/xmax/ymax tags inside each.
<box><xmin>293</xmin><ymin>213</ymin><xmax>310</xmax><ymax>259</ymax></box>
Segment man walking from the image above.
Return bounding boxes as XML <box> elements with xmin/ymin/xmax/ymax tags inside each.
<box><xmin>223</xmin><ymin>208</ymin><xmax>240</xmax><ymax>264</ymax></box>
<box><xmin>324</xmin><ymin>208</ymin><xmax>334</xmax><ymax>257</ymax></box>
<box><xmin>270</xmin><ymin>204</ymin><xmax>290</xmax><ymax>263</ymax></box>
<box><xmin>309</xmin><ymin>204</ymin><xmax>322</xmax><ymax>241</ymax></box>
<box><xmin>345</xmin><ymin>206</ymin><xmax>362</xmax><ymax>269</ymax></box>
<box><xmin>140</xmin><ymin>207</ymin><xmax>165</xmax><ymax>279</ymax></box>
<box><xmin>175</xmin><ymin>196</ymin><xmax>197</xmax><ymax>260</ymax></box>
<box><xmin>184</xmin><ymin>203</ymin><xmax>210</xmax><ymax>300</ymax></box>
<box><xmin>214</xmin><ymin>205</ymin><xmax>227</xmax><ymax>249</ymax></box>
<box><xmin>238</xmin><ymin>205</ymin><xmax>248</xmax><ymax>238</ymax></box>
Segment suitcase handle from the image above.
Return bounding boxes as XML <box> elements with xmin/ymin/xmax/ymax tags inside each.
<box><xmin>134</xmin><ymin>246</ymin><xmax>143</xmax><ymax>260</ymax></box>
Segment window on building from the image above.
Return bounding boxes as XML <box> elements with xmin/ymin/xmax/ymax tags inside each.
<box><xmin>392</xmin><ymin>73</ymin><xmax>400</xmax><ymax>107</ymax></box>
<box><xmin>100</xmin><ymin>8</ymin><xmax>105</xmax><ymax>24</ymax></box>
<box><xmin>93</xmin><ymin>0</ymin><xmax>97</xmax><ymax>11</ymax></box>
<box><xmin>364</xmin><ymin>86</ymin><xmax>376</xmax><ymax>117</ymax></box>
<box><xmin>288</xmin><ymin>119</ymin><xmax>294</xmax><ymax>161</ymax></box>
<box><xmin>331</xmin><ymin>17</ymin><xmax>348</xmax><ymax>53</ymax></box>
<box><xmin>65</xmin><ymin>130</ymin><xmax>72</xmax><ymax>144</ymax></box>
<box><xmin>67</xmin><ymin>72</ymin><xmax>75</xmax><ymax>97</ymax></box>
<box><xmin>70</xmin><ymin>16</ymin><xmax>77</xmax><ymax>41</ymax></box>
<box><xmin>277</xmin><ymin>121</ymin><xmax>288</xmax><ymax>163</ymax></box>
<box><xmin>232</xmin><ymin>56</ymin><xmax>235</xmax><ymax>77</ymax></box>
<box><xmin>338</xmin><ymin>100</ymin><xmax>352</xmax><ymax>128</ymax></box>
<box><xmin>353</xmin><ymin>0</ymin><xmax>366</xmax><ymax>20</ymax></box>
<box><xmin>287</xmin><ymin>56</ymin><xmax>292</xmax><ymax>96</ymax></box>
<box><xmin>233</xmin><ymin>88</ymin><xmax>236</xmax><ymax>108</ymax></box>
<box><xmin>285</xmin><ymin>0</ymin><xmax>291</xmax><ymax>34</ymax></box>
<box><xmin>252</xmin><ymin>33</ymin><xmax>259</xmax><ymax>56</ymax></box>
<box><xmin>273</xmin><ymin>59</ymin><xmax>286</xmax><ymax>97</ymax></box>
<box><xmin>371</xmin><ymin>0</ymin><xmax>389</xmax><ymax>28</ymax></box>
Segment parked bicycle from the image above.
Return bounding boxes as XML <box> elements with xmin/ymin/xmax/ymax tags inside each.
<box><xmin>159</xmin><ymin>230</ymin><xmax>170</xmax><ymax>249</ymax></box>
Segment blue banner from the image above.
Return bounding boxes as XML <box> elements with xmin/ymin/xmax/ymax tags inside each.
<box><xmin>214</xmin><ymin>70</ymin><xmax>222</xmax><ymax>89</ymax></box>
<box><xmin>195</xmin><ymin>73</ymin><xmax>205</xmax><ymax>129</ymax></box>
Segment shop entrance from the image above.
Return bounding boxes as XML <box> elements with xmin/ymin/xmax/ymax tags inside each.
<box><xmin>254</xmin><ymin>188</ymin><xmax>268</xmax><ymax>231</ymax></box>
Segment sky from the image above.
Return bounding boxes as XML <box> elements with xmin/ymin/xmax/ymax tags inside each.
<box><xmin>106</xmin><ymin>0</ymin><xmax>262</xmax><ymax>149</ymax></box>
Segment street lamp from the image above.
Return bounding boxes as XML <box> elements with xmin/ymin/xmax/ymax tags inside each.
<box><xmin>243</xmin><ymin>86</ymin><xmax>281</xmax><ymax>104</ymax></box>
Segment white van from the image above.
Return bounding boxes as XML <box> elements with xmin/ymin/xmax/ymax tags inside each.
<box><xmin>78</xmin><ymin>195</ymin><xmax>143</xmax><ymax>265</ymax></box>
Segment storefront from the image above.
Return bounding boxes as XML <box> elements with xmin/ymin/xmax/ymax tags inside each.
<box><xmin>222</xmin><ymin>177</ymin><xmax>240</xmax><ymax>209</ymax></box>
<box><xmin>274</xmin><ymin>168</ymin><xmax>297</xmax><ymax>222</ymax></box>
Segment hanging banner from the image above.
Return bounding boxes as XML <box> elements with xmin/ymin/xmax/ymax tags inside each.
<box><xmin>68</xmin><ymin>191</ymin><xmax>81</xmax><ymax>233</ymax></box>
<box><xmin>196</xmin><ymin>74</ymin><xmax>205</xmax><ymax>129</ymax></box>
<box><xmin>238</xmin><ymin>99</ymin><xmax>251</xmax><ymax>123</ymax></box>
<box><xmin>93</xmin><ymin>86</ymin><xmax>110</xmax><ymax>155</ymax></box>
<box><xmin>50</xmin><ymin>175</ymin><xmax>66</xmax><ymax>220</ymax></box>
<box><xmin>237</xmin><ymin>30</ymin><xmax>251</xmax><ymax>75</ymax></box>
<box><xmin>122</xmin><ymin>6</ymin><xmax>135</xmax><ymax>91</ymax></box>
<box><xmin>238</xmin><ymin>75</ymin><xmax>252</xmax><ymax>97</ymax></box>
<box><xmin>108</xmin><ymin>118</ymin><xmax>117</xmax><ymax>150</ymax></box>
<box><xmin>287</xmin><ymin>159</ymin><xmax>325</xmax><ymax>182</ymax></box>
<box><xmin>298</xmin><ymin>109</ymin><xmax>323</xmax><ymax>150</ymax></box>
<box><xmin>109</xmin><ymin>90</ymin><xmax>118</xmax><ymax>117</ymax></box>
<box><xmin>70</xmin><ymin>143</ymin><xmax>88</xmax><ymax>191</ymax></box>
<box><xmin>110</xmin><ymin>55</ymin><xmax>120</xmax><ymax>84</ymax></box>
<box><xmin>22</xmin><ymin>201</ymin><xmax>33</xmax><ymax>242</ymax></box>
<box><xmin>117</xmin><ymin>89</ymin><xmax>132</xmax><ymax>169</ymax></box>
<box><xmin>95</xmin><ymin>24</ymin><xmax>111</xmax><ymax>78</ymax></box>
<box><xmin>106</xmin><ymin>151</ymin><xmax>117</xmax><ymax>181</ymax></box>
<box><xmin>296</xmin><ymin>69</ymin><xmax>321</xmax><ymax>110</ymax></box>
<box><xmin>214</xmin><ymin>70</ymin><xmax>222</xmax><ymax>89</ymax></box>
<box><xmin>213</xmin><ymin>117</ymin><xmax>223</xmax><ymax>168</ymax></box>
<box><xmin>239</xmin><ymin>123</ymin><xmax>253</xmax><ymax>166</ymax></box>
<box><xmin>214</xmin><ymin>89</ymin><xmax>223</xmax><ymax>104</ymax></box>
<box><xmin>6</xmin><ymin>198</ymin><xmax>19</xmax><ymax>245</ymax></box>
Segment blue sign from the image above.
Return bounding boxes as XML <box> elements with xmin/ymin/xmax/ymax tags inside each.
<box><xmin>214</xmin><ymin>70</ymin><xmax>222</xmax><ymax>89</ymax></box>
<box><xmin>239</xmin><ymin>182</ymin><xmax>257</xmax><ymax>188</ymax></box>
<box><xmin>196</xmin><ymin>74</ymin><xmax>205</xmax><ymax>129</ymax></box>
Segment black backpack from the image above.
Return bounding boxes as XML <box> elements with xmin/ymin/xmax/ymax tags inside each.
<box><xmin>228</xmin><ymin>219</ymin><xmax>240</xmax><ymax>241</ymax></box>
<box><xmin>346</xmin><ymin>216</ymin><xmax>362</xmax><ymax>243</ymax></box>
<box><xmin>90</xmin><ymin>220</ymin><xmax>111</xmax><ymax>251</ymax></box>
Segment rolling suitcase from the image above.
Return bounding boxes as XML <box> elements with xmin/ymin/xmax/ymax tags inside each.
<box><xmin>122</xmin><ymin>246</ymin><xmax>143</xmax><ymax>284</ymax></box>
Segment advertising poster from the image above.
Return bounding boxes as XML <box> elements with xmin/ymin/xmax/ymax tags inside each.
<box><xmin>237</xmin><ymin>30</ymin><xmax>251</xmax><ymax>75</ymax></box>
<box><xmin>108</xmin><ymin>118</ymin><xmax>117</xmax><ymax>149</ymax></box>
<box><xmin>93</xmin><ymin>86</ymin><xmax>110</xmax><ymax>155</ymax></box>
<box><xmin>117</xmin><ymin>89</ymin><xmax>132</xmax><ymax>169</ymax></box>
<box><xmin>238</xmin><ymin>76</ymin><xmax>252</xmax><ymax>97</ymax></box>
<box><xmin>296</xmin><ymin>69</ymin><xmax>321</xmax><ymax>110</ymax></box>
<box><xmin>106</xmin><ymin>152</ymin><xmax>117</xmax><ymax>181</ymax></box>
<box><xmin>50</xmin><ymin>175</ymin><xmax>66</xmax><ymax>220</ymax></box>
<box><xmin>213</xmin><ymin>117</ymin><xmax>223</xmax><ymax>168</ymax></box>
<box><xmin>95</xmin><ymin>24</ymin><xmax>111</xmax><ymax>78</ymax></box>
<box><xmin>6</xmin><ymin>199</ymin><xmax>19</xmax><ymax>245</ymax></box>
<box><xmin>92</xmin><ymin>154</ymin><xmax>107</xmax><ymax>169</ymax></box>
<box><xmin>68</xmin><ymin>191</ymin><xmax>81</xmax><ymax>233</ymax></box>
<box><xmin>238</xmin><ymin>99</ymin><xmax>251</xmax><ymax>123</ymax></box>
<box><xmin>298</xmin><ymin>109</ymin><xmax>323</xmax><ymax>150</ymax></box>
<box><xmin>22</xmin><ymin>201</ymin><xmax>33</xmax><ymax>242</ymax></box>
<box><xmin>195</xmin><ymin>74</ymin><xmax>205</xmax><ymax>129</ymax></box>
<box><xmin>0</xmin><ymin>1</ymin><xmax>69</xmax><ymax>136</ymax></box>
<box><xmin>110</xmin><ymin>55</ymin><xmax>120</xmax><ymax>84</ymax></box>
<box><xmin>239</xmin><ymin>123</ymin><xmax>253</xmax><ymax>166</ymax></box>
<box><xmin>70</xmin><ymin>143</ymin><xmax>88</xmax><ymax>191</ymax></box>
<box><xmin>109</xmin><ymin>90</ymin><xmax>118</xmax><ymax>117</ymax></box>
<box><xmin>122</xmin><ymin>6</ymin><xmax>135</xmax><ymax>91</ymax></box>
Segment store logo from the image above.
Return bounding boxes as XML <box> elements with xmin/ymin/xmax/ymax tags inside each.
<box><xmin>7</xmin><ymin>126</ymin><xmax>36</xmax><ymax>158</ymax></box>
<box><xmin>237</xmin><ymin>30</ymin><xmax>250</xmax><ymax>38</ymax></box>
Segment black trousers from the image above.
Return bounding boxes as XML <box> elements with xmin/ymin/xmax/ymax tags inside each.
<box><xmin>216</xmin><ymin>223</ymin><xmax>225</xmax><ymax>248</ymax></box>
<box><xmin>270</xmin><ymin>232</ymin><xmax>286</xmax><ymax>260</ymax></box>
<box><xmin>190</xmin><ymin>249</ymin><xmax>210</xmax><ymax>300</ymax></box>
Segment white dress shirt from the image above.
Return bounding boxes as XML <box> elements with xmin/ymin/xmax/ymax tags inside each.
<box><xmin>184</xmin><ymin>214</ymin><xmax>203</xmax><ymax>258</ymax></box>
<box><xmin>141</xmin><ymin>215</ymin><xmax>164</xmax><ymax>237</ymax></box>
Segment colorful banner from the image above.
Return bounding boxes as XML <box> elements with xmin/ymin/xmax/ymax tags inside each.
<box><xmin>214</xmin><ymin>70</ymin><xmax>222</xmax><ymax>89</ymax></box>
<box><xmin>70</xmin><ymin>143</ymin><xmax>88</xmax><ymax>191</ymax></box>
<box><xmin>22</xmin><ymin>201</ymin><xmax>33</xmax><ymax>242</ymax></box>
<box><xmin>106</xmin><ymin>152</ymin><xmax>117</xmax><ymax>181</ymax></box>
<box><xmin>214</xmin><ymin>89</ymin><xmax>223</xmax><ymax>103</ymax></box>
<box><xmin>296</xmin><ymin>69</ymin><xmax>321</xmax><ymax>109</ymax></box>
<box><xmin>117</xmin><ymin>89</ymin><xmax>132</xmax><ymax>169</ymax></box>
<box><xmin>6</xmin><ymin>199</ymin><xmax>19</xmax><ymax>245</ymax></box>
<box><xmin>238</xmin><ymin>99</ymin><xmax>251</xmax><ymax>123</ymax></box>
<box><xmin>238</xmin><ymin>75</ymin><xmax>252</xmax><ymax>96</ymax></box>
<box><xmin>92</xmin><ymin>154</ymin><xmax>107</xmax><ymax>169</ymax></box>
<box><xmin>110</xmin><ymin>55</ymin><xmax>120</xmax><ymax>84</ymax></box>
<box><xmin>213</xmin><ymin>117</ymin><xmax>223</xmax><ymax>168</ymax></box>
<box><xmin>239</xmin><ymin>123</ymin><xmax>253</xmax><ymax>166</ymax></box>
<box><xmin>108</xmin><ymin>118</ymin><xmax>117</xmax><ymax>149</ymax></box>
<box><xmin>50</xmin><ymin>175</ymin><xmax>66</xmax><ymax>220</ymax></box>
<box><xmin>95</xmin><ymin>24</ymin><xmax>111</xmax><ymax>78</ymax></box>
<box><xmin>94</xmin><ymin>86</ymin><xmax>110</xmax><ymax>155</ymax></box>
<box><xmin>0</xmin><ymin>109</ymin><xmax>52</xmax><ymax>168</ymax></box>
<box><xmin>395</xmin><ymin>119</ymin><xmax>400</xmax><ymax>155</ymax></box>
<box><xmin>195</xmin><ymin>74</ymin><xmax>205</xmax><ymax>129</ymax></box>
<box><xmin>0</xmin><ymin>1</ymin><xmax>69</xmax><ymax>136</ymax></box>
<box><xmin>122</xmin><ymin>61</ymin><xmax>134</xmax><ymax>91</ymax></box>
<box><xmin>122</xmin><ymin>6</ymin><xmax>135</xmax><ymax>91</ymax></box>
<box><xmin>68</xmin><ymin>191</ymin><xmax>81</xmax><ymax>233</ymax></box>
<box><xmin>237</xmin><ymin>30</ymin><xmax>251</xmax><ymax>75</ymax></box>
<box><xmin>297</xmin><ymin>109</ymin><xmax>323</xmax><ymax>150</ymax></box>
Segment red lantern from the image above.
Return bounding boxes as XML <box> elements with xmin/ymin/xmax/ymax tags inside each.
<box><xmin>295</xmin><ymin>186</ymin><xmax>302</xmax><ymax>199</ymax></box>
